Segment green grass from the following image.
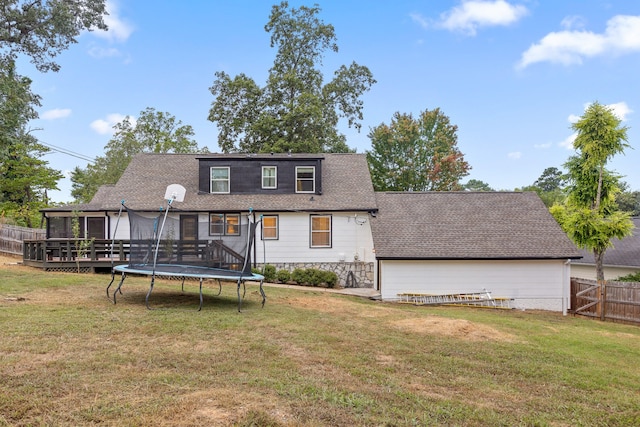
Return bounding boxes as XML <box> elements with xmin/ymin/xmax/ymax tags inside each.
<box><xmin>1</xmin><ymin>262</ymin><xmax>639</xmax><ymax>426</ymax></box>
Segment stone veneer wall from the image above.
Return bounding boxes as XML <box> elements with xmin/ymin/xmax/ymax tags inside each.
<box><xmin>256</xmin><ymin>262</ymin><xmax>374</xmax><ymax>289</ymax></box>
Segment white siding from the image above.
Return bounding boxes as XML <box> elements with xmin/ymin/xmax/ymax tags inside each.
<box><xmin>571</xmin><ymin>263</ymin><xmax>640</xmax><ymax>281</ymax></box>
<box><xmin>255</xmin><ymin>212</ymin><xmax>374</xmax><ymax>264</ymax></box>
<box><xmin>106</xmin><ymin>211</ymin><xmax>375</xmax><ymax>266</ymax></box>
<box><xmin>378</xmin><ymin>259</ymin><xmax>570</xmax><ymax>312</ymax></box>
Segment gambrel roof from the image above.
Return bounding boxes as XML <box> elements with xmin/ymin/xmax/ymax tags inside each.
<box><xmin>47</xmin><ymin>153</ymin><xmax>378</xmax><ymax>213</ymax></box>
<box><xmin>370</xmin><ymin>191</ymin><xmax>581</xmax><ymax>260</ymax></box>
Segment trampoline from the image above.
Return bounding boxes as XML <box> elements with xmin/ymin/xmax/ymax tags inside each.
<box><xmin>106</xmin><ymin>184</ymin><xmax>265</xmax><ymax>311</ymax></box>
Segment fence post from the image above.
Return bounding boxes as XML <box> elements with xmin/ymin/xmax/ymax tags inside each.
<box><xmin>600</xmin><ymin>282</ymin><xmax>606</xmax><ymax>321</ymax></box>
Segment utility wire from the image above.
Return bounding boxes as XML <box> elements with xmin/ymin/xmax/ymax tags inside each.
<box><xmin>36</xmin><ymin>138</ymin><xmax>96</xmax><ymax>163</ymax></box>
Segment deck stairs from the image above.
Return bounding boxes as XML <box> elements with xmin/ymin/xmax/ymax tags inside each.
<box><xmin>398</xmin><ymin>290</ymin><xmax>513</xmax><ymax>309</ymax></box>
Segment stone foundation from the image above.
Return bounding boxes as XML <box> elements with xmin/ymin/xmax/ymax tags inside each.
<box><xmin>256</xmin><ymin>262</ymin><xmax>374</xmax><ymax>288</ymax></box>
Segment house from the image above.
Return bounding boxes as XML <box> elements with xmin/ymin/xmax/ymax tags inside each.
<box><xmin>37</xmin><ymin>153</ymin><xmax>378</xmax><ymax>286</ymax></box>
<box><xmin>571</xmin><ymin>217</ymin><xmax>640</xmax><ymax>281</ymax></box>
<box><xmin>31</xmin><ymin>152</ymin><xmax>583</xmax><ymax>312</ymax></box>
<box><xmin>369</xmin><ymin>192</ymin><xmax>581</xmax><ymax>313</ymax></box>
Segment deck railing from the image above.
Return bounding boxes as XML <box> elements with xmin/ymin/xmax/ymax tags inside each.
<box><xmin>22</xmin><ymin>239</ymin><xmax>246</xmax><ymax>271</ymax></box>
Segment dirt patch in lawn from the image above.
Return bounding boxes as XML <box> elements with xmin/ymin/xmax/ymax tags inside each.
<box><xmin>391</xmin><ymin>317</ymin><xmax>517</xmax><ymax>342</ymax></box>
<box><xmin>288</xmin><ymin>295</ymin><xmax>516</xmax><ymax>342</ymax></box>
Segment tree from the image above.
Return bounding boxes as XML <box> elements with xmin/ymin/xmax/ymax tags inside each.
<box><xmin>517</xmin><ymin>166</ymin><xmax>568</xmax><ymax>207</ymax></box>
<box><xmin>533</xmin><ymin>167</ymin><xmax>567</xmax><ymax>192</ymax></box>
<box><xmin>71</xmin><ymin>108</ymin><xmax>207</xmax><ymax>203</ymax></box>
<box><xmin>0</xmin><ymin>0</ymin><xmax>108</xmax><ymax>72</ymax></box>
<box><xmin>0</xmin><ymin>59</ymin><xmax>62</xmax><ymax>226</ymax></box>
<box><xmin>208</xmin><ymin>1</ymin><xmax>375</xmax><ymax>154</ymax></box>
<box><xmin>463</xmin><ymin>179</ymin><xmax>493</xmax><ymax>191</ymax></box>
<box><xmin>616</xmin><ymin>181</ymin><xmax>640</xmax><ymax>216</ymax></box>
<box><xmin>366</xmin><ymin>109</ymin><xmax>470</xmax><ymax>191</ymax></box>
<box><xmin>550</xmin><ymin>102</ymin><xmax>633</xmax><ymax>282</ymax></box>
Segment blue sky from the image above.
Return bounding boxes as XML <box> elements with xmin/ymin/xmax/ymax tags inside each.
<box><xmin>22</xmin><ymin>0</ymin><xmax>640</xmax><ymax>202</ymax></box>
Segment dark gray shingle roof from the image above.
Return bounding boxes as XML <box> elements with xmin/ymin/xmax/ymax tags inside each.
<box><xmin>370</xmin><ymin>191</ymin><xmax>581</xmax><ymax>260</ymax></box>
<box><xmin>52</xmin><ymin>153</ymin><xmax>378</xmax><ymax>213</ymax></box>
<box><xmin>574</xmin><ymin>217</ymin><xmax>640</xmax><ymax>267</ymax></box>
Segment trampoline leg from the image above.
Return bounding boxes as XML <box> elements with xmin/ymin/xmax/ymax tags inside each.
<box><xmin>198</xmin><ymin>278</ymin><xmax>203</xmax><ymax>311</ymax></box>
<box><xmin>112</xmin><ymin>273</ymin><xmax>127</xmax><ymax>305</ymax></box>
<box><xmin>259</xmin><ymin>280</ymin><xmax>266</xmax><ymax>308</ymax></box>
<box><xmin>215</xmin><ymin>278</ymin><xmax>222</xmax><ymax>296</ymax></box>
<box><xmin>181</xmin><ymin>277</ymin><xmax>186</xmax><ymax>293</ymax></box>
<box><xmin>237</xmin><ymin>279</ymin><xmax>242</xmax><ymax>312</ymax></box>
<box><xmin>146</xmin><ymin>276</ymin><xmax>155</xmax><ymax>310</ymax></box>
<box><xmin>106</xmin><ymin>271</ymin><xmax>115</xmax><ymax>298</ymax></box>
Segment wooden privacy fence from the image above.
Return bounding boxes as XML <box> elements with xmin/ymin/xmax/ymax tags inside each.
<box><xmin>571</xmin><ymin>278</ymin><xmax>640</xmax><ymax>324</ymax></box>
<box><xmin>0</xmin><ymin>224</ymin><xmax>46</xmax><ymax>256</ymax></box>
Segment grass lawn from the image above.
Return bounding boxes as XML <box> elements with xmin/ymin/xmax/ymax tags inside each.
<box><xmin>1</xmin><ymin>256</ymin><xmax>639</xmax><ymax>426</ymax></box>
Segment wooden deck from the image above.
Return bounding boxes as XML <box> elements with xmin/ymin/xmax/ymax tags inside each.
<box><xmin>23</xmin><ymin>239</ymin><xmax>130</xmax><ymax>273</ymax></box>
<box><xmin>22</xmin><ymin>239</ymin><xmax>246</xmax><ymax>273</ymax></box>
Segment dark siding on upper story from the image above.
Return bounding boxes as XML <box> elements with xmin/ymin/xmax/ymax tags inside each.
<box><xmin>197</xmin><ymin>156</ymin><xmax>323</xmax><ymax>195</ymax></box>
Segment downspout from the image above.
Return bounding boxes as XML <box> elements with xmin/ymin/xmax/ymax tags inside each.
<box><xmin>563</xmin><ymin>259</ymin><xmax>571</xmax><ymax>316</ymax></box>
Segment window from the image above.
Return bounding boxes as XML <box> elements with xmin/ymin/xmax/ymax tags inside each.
<box><xmin>262</xmin><ymin>215</ymin><xmax>278</xmax><ymax>240</ymax></box>
<box><xmin>210</xmin><ymin>167</ymin><xmax>230</xmax><ymax>193</ymax></box>
<box><xmin>262</xmin><ymin>166</ymin><xmax>277</xmax><ymax>189</ymax></box>
<box><xmin>209</xmin><ymin>213</ymin><xmax>240</xmax><ymax>235</ymax></box>
<box><xmin>296</xmin><ymin>166</ymin><xmax>315</xmax><ymax>193</ymax></box>
<box><xmin>310</xmin><ymin>215</ymin><xmax>331</xmax><ymax>248</ymax></box>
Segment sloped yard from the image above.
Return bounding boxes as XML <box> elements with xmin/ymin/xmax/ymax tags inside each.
<box><xmin>1</xmin><ymin>256</ymin><xmax>639</xmax><ymax>426</ymax></box>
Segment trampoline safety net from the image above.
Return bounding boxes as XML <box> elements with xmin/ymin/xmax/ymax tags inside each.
<box><xmin>127</xmin><ymin>208</ymin><xmax>257</xmax><ymax>277</ymax></box>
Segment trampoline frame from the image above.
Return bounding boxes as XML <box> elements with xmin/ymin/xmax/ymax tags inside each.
<box><xmin>105</xmin><ymin>189</ymin><xmax>266</xmax><ymax>312</ymax></box>
<box><xmin>107</xmin><ymin>264</ymin><xmax>265</xmax><ymax>311</ymax></box>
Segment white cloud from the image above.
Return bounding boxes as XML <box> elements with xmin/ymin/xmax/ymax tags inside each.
<box><xmin>559</xmin><ymin>133</ymin><xmax>577</xmax><ymax>150</ymax></box>
<box><xmin>534</xmin><ymin>142</ymin><xmax>552</xmax><ymax>149</ymax></box>
<box><xmin>410</xmin><ymin>12</ymin><xmax>429</xmax><ymax>29</ymax></box>
<box><xmin>93</xmin><ymin>0</ymin><xmax>134</xmax><ymax>43</ymax></box>
<box><xmin>518</xmin><ymin>15</ymin><xmax>640</xmax><ymax>68</ymax></box>
<box><xmin>88</xmin><ymin>46</ymin><xmax>121</xmax><ymax>58</ymax></box>
<box><xmin>507</xmin><ymin>151</ymin><xmax>522</xmax><ymax>159</ymax></box>
<box><xmin>41</xmin><ymin>108</ymin><xmax>71</xmax><ymax>120</ymax></box>
<box><xmin>90</xmin><ymin>113</ymin><xmax>130</xmax><ymax>135</ymax></box>
<box><xmin>607</xmin><ymin>102</ymin><xmax>633</xmax><ymax>121</ymax></box>
<box><xmin>437</xmin><ymin>0</ymin><xmax>528</xmax><ymax>36</ymax></box>
<box><xmin>560</xmin><ymin>15</ymin><xmax>587</xmax><ymax>31</ymax></box>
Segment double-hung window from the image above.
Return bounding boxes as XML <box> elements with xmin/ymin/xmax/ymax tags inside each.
<box><xmin>262</xmin><ymin>215</ymin><xmax>278</xmax><ymax>240</ymax></box>
<box><xmin>262</xmin><ymin>166</ymin><xmax>277</xmax><ymax>189</ymax></box>
<box><xmin>209</xmin><ymin>213</ymin><xmax>240</xmax><ymax>235</ymax></box>
<box><xmin>210</xmin><ymin>167</ymin><xmax>230</xmax><ymax>193</ymax></box>
<box><xmin>310</xmin><ymin>215</ymin><xmax>331</xmax><ymax>248</ymax></box>
<box><xmin>296</xmin><ymin>166</ymin><xmax>315</xmax><ymax>193</ymax></box>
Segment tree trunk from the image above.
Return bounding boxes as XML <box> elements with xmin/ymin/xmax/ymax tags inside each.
<box><xmin>594</xmin><ymin>249</ymin><xmax>605</xmax><ymax>283</ymax></box>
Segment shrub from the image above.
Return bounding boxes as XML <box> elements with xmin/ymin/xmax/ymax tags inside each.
<box><xmin>252</xmin><ymin>264</ymin><xmax>276</xmax><ymax>282</ymax></box>
<box><xmin>321</xmin><ymin>270</ymin><xmax>339</xmax><ymax>288</ymax></box>
<box><xmin>615</xmin><ymin>272</ymin><xmax>640</xmax><ymax>282</ymax></box>
<box><xmin>276</xmin><ymin>269</ymin><xmax>291</xmax><ymax>283</ymax></box>
<box><xmin>262</xmin><ymin>264</ymin><xmax>276</xmax><ymax>282</ymax></box>
<box><xmin>290</xmin><ymin>268</ymin><xmax>338</xmax><ymax>287</ymax></box>
<box><xmin>291</xmin><ymin>268</ymin><xmax>309</xmax><ymax>285</ymax></box>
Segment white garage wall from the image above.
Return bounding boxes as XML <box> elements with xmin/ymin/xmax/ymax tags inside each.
<box><xmin>570</xmin><ymin>263</ymin><xmax>639</xmax><ymax>281</ymax></box>
<box><xmin>378</xmin><ymin>259</ymin><xmax>570</xmax><ymax>312</ymax></box>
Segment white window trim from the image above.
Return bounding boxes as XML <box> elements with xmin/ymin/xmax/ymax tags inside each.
<box><xmin>262</xmin><ymin>166</ymin><xmax>277</xmax><ymax>189</ymax></box>
<box><xmin>296</xmin><ymin>166</ymin><xmax>315</xmax><ymax>193</ymax></box>
<box><xmin>210</xmin><ymin>167</ymin><xmax>230</xmax><ymax>194</ymax></box>
<box><xmin>310</xmin><ymin>214</ymin><xmax>332</xmax><ymax>248</ymax></box>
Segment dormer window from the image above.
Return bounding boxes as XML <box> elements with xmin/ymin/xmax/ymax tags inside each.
<box><xmin>210</xmin><ymin>167</ymin><xmax>230</xmax><ymax>193</ymax></box>
<box><xmin>296</xmin><ymin>166</ymin><xmax>315</xmax><ymax>193</ymax></box>
<box><xmin>262</xmin><ymin>166</ymin><xmax>277</xmax><ymax>189</ymax></box>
